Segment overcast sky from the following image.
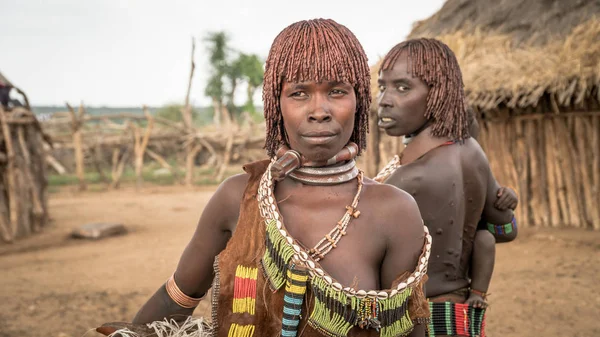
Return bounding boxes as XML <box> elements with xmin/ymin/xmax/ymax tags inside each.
<box><xmin>0</xmin><ymin>0</ymin><xmax>445</xmax><ymax>107</ymax></box>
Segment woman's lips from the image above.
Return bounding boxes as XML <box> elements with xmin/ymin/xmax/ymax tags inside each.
<box><xmin>301</xmin><ymin>134</ymin><xmax>337</xmax><ymax>145</ymax></box>
<box><xmin>378</xmin><ymin>117</ymin><xmax>397</xmax><ymax>128</ymax></box>
<box><xmin>301</xmin><ymin>131</ymin><xmax>337</xmax><ymax>145</ymax></box>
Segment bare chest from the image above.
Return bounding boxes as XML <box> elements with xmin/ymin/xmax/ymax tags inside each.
<box><xmin>273</xmin><ymin>186</ymin><xmax>384</xmax><ymax>289</ymax></box>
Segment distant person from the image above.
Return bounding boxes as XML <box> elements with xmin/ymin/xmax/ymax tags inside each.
<box><xmin>380</xmin><ymin>108</ymin><xmax>519</xmax><ymax>311</ymax></box>
<box><xmin>374</xmin><ymin>38</ymin><xmax>518</xmax><ymax>337</ymax></box>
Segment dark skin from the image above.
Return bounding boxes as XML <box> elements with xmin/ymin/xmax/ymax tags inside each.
<box><xmin>400</xmin><ymin>136</ymin><xmax>518</xmax><ymax>309</ymax></box>
<box><xmin>116</xmin><ymin>80</ymin><xmax>427</xmax><ymax>337</ymax></box>
<box><xmin>377</xmin><ymin>53</ymin><xmax>516</xmax><ymax>302</ymax></box>
<box><xmin>467</xmin><ymin>229</ymin><xmax>495</xmax><ymax>308</ymax></box>
<box><xmin>392</xmin><ymin>98</ymin><xmax>519</xmax><ymax>312</ymax></box>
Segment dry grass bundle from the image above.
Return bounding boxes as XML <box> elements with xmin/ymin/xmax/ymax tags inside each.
<box><xmin>409</xmin><ymin>0</ymin><xmax>600</xmax><ymax>47</ymax></box>
<box><xmin>436</xmin><ymin>19</ymin><xmax>600</xmax><ymax>110</ymax></box>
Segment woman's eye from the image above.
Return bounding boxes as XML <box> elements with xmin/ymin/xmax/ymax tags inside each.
<box><xmin>397</xmin><ymin>85</ymin><xmax>409</xmax><ymax>92</ymax></box>
<box><xmin>290</xmin><ymin>91</ymin><xmax>306</xmax><ymax>97</ymax></box>
<box><xmin>331</xmin><ymin>89</ymin><xmax>347</xmax><ymax>96</ymax></box>
<box><xmin>378</xmin><ymin>85</ymin><xmax>385</xmax><ymax>92</ymax></box>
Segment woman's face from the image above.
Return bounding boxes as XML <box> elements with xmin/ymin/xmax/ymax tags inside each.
<box><xmin>377</xmin><ymin>52</ymin><xmax>430</xmax><ymax>137</ymax></box>
<box><xmin>279</xmin><ymin>80</ymin><xmax>356</xmax><ymax>162</ymax></box>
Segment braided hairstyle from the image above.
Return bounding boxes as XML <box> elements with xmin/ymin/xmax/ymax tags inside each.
<box><xmin>380</xmin><ymin>38</ymin><xmax>469</xmax><ymax>140</ymax></box>
<box><xmin>263</xmin><ymin>18</ymin><xmax>371</xmax><ymax>157</ymax></box>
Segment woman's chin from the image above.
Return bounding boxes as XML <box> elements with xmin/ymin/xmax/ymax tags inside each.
<box><xmin>383</xmin><ymin>127</ymin><xmax>405</xmax><ymax>137</ymax></box>
<box><xmin>295</xmin><ymin>144</ymin><xmax>342</xmax><ymax>162</ymax></box>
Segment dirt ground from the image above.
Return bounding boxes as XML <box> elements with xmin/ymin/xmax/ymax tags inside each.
<box><xmin>0</xmin><ymin>184</ymin><xmax>599</xmax><ymax>337</ymax></box>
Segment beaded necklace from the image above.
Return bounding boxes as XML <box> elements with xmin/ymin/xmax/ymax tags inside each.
<box><xmin>307</xmin><ymin>170</ymin><xmax>363</xmax><ymax>261</ymax></box>
<box><xmin>257</xmin><ymin>162</ymin><xmax>431</xmax><ymax>295</ymax></box>
<box><xmin>373</xmin><ymin>140</ymin><xmax>456</xmax><ymax>183</ymax></box>
<box><xmin>257</xmin><ymin>162</ymin><xmax>433</xmax><ymax>336</ymax></box>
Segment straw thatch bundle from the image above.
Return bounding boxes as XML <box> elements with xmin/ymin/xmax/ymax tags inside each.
<box><xmin>368</xmin><ymin>0</ymin><xmax>600</xmax><ymax>230</ymax></box>
<box><xmin>409</xmin><ymin>0</ymin><xmax>600</xmax><ymax>46</ymax></box>
<box><xmin>432</xmin><ymin>20</ymin><xmax>600</xmax><ymax>111</ymax></box>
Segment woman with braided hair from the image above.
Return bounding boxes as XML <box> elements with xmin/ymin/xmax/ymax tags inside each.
<box><xmin>98</xmin><ymin>19</ymin><xmax>430</xmax><ymax>337</ymax></box>
<box><xmin>374</xmin><ymin>38</ymin><xmax>518</xmax><ymax>337</ymax></box>
<box><xmin>395</xmin><ymin>107</ymin><xmax>519</xmax><ymax>310</ymax></box>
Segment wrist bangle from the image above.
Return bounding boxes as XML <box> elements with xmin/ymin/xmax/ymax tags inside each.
<box><xmin>470</xmin><ymin>288</ymin><xmax>487</xmax><ymax>299</ymax></box>
<box><xmin>165</xmin><ymin>274</ymin><xmax>205</xmax><ymax>308</ymax></box>
<box><xmin>487</xmin><ymin>216</ymin><xmax>517</xmax><ymax>235</ymax></box>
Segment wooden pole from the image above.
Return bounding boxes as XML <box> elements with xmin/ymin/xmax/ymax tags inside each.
<box><xmin>182</xmin><ymin>37</ymin><xmax>198</xmax><ymax>187</ymax></box>
<box><xmin>90</xmin><ymin>125</ymin><xmax>109</xmax><ymax>184</ymax></box>
<box><xmin>183</xmin><ymin>37</ymin><xmax>196</xmax><ymax>129</ymax></box>
<box><xmin>552</xmin><ymin>121</ymin><xmax>570</xmax><ymax>227</ymax></box>
<box><xmin>0</xmin><ymin>185</ymin><xmax>12</xmax><ymax>242</ymax></box>
<box><xmin>146</xmin><ymin>148</ymin><xmax>172</xmax><ymax>170</ymax></box>
<box><xmin>212</xmin><ymin>98</ymin><xmax>221</xmax><ymax>127</ymax></box>
<box><xmin>575</xmin><ymin>117</ymin><xmax>596</xmax><ymax>228</ymax></box>
<box><xmin>110</xmin><ymin>147</ymin><xmax>130</xmax><ymax>189</ymax></box>
<box><xmin>46</xmin><ymin>154</ymin><xmax>67</xmax><ymax>175</ymax></box>
<box><xmin>592</xmin><ymin>115</ymin><xmax>600</xmax><ymax>230</ymax></box>
<box><xmin>133</xmin><ymin>106</ymin><xmax>154</xmax><ymax>190</ymax></box>
<box><xmin>526</xmin><ymin>119</ymin><xmax>547</xmax><ymax>227</ymax></box>
<box><xmin>535</xmin><ymin>108</ymin><xmax>550</xmax><ymax>227</ymax></box>
<box><xmin>216</xmin><ymin>121</ymin><xmax>235</xmax><ymax>183</ymax></box>
<box><xmin>17</xmin><ymin>126</ymin><xmax>44</xmax><ymax>232</ymax></box>
<box><xmin>0</xmin><ymin>106</ymin><xmax>16</xmax><ymax>241</ymax></box>
<box><xmin>67</xmin><ymin>102</ymin><xmax>86</xmax><ymax>191</ymax></box>
<box><xmin>485</xmin><ymin>122</ymin><xmax>504</xmax><ymax>185</ymax></box>
<box><xmin>544</xmin><ymin>119</ymin><xmax>560</xmax><ymax>227</ymax></box>
<box><xmin>185</xmin><ymin>143</ymin><xmax>202</xmax><ymax>187</ymax></box>
<box><xmin>132</xmin><ymin>124</ymin><xmax>141</xmax><ymax>189</ymax></box>
<box><xmin>111</xmin><ymin>148</ymin><xmax>120</xmax><ymax>187</ymax></box>
<box><xmin>504</xmin><ymin>122</ymin><xmax>519</xmax><ymax>188</ymax></box>
<box><xmin>554</xmin><ymin>117</ymin><xmax>582</xmax><ymax>228</ymax></box>
<box><xmin>514</xmin><ymin>119</ymin><xmax>530</xmax><ymax>227</ymax></box>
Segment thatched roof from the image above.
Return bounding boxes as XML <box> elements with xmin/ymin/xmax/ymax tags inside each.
<box><xmin>371</xmin><ymin>0</ymin><xmax>600</xmax><ymax>112</ymax></box>
<box><xmin>410</xmin><ymin>0</ymin><xmax>600</xmax><ymax>46</ymax></box>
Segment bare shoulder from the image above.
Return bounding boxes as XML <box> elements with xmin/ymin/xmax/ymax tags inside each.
<box><xmin>385</xmin><ymin>156</ymin><xmax>439</xmax><ymax>197</ymax></box>
<box><xmin>201</xmin><ymin>173</ymin><xmax>250</xmax><ymax>231</ymax></box>
<box><xmin>363</xmin><ymin>176</ymin><xmax>416</xmax><ymax>205</ymax></box>
<box><xmin>461</xmin><ymin>138</ymin><xmax>491</xmax><ymax>168</ymax></box>
<box><xmin>367</xmin><ymin>178</ymin><xmax>426</xmax><ymax>287</ymax></box>
<box><xmin>362</xmin><ymin>178</ymin><xmax>424</xmax><ymax>239</ymax></box>
<box><xmin>213</xmin><ymin>173</ymin><xmax>250</xmax><ymax>203</ymax></box>
<box><xmin>416</xmin><ymin>138</ymin><xmax>488</xmax><ymax>181</ymax></box>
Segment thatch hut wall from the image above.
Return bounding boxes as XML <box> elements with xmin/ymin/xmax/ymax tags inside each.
<box><xmin>0</xmin><ymin>107</ymin><xmax>49</xmax><ymax>242</ymax></box>
<box><xmin>368</xmin><ymin>2</ymin><xmax>600</xmax><ymax>230</ymax></box>
<box><xmin>476</xmin><ymin>110</ymin><xmax>599</xmax><ymax>230</ymax></box>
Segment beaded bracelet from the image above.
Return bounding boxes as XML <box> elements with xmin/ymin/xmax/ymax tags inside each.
<box><xmin>165</xmin><ymin>274</ymin><xmax>205</xmax><ymax>308</ymax></box>
<box><xmin>487</xmin><ymin>216</ymin><xmax>517</xmax><ymax>235</ymax></box>
<box><xmin>469</xmin><ymin>288</ymin><xmax>487</xmax><ymax>299</ymax></box>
